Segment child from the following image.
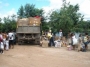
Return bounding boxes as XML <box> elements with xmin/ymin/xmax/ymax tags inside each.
<box><xmin>54</xmin><ymin>37</ymin><xmax>61</xmax><ymax>48</ymax></box>
<box><xmin>77</xmin><ymin>34</ymin><xmax>86</xmax><ymax>52</ymax></box>
<box><xmin>78</xmin><ymin>34</ymin><xmax>83</xmax><ymax>52</ymax></box>
<box><xmin>54</xmin><ymin>40</ymin><xmax>61</xmax><ymax>48</ymax></box>
<box><xmin>0</xmin><ymin>40</ymin><xmax>4</xmax><ymax>54</ymax></box>
<box><xmin>81</xmin><ymin>44</ymin><xmax>86</xmax><ymax>52</ymax></box>
<box><xmin>83</xmin><ymin>33</ymin><xmax>89</xmax><ymax>51</ymax></box>
<box><xmin>3</xmin><ymin>33</ymin><xmax>7</xmax><ymax>50</ymax></box>
<box><xmin>71</xmin><ymin>33</ymin><xmax>78</xmax><ymax>50</ymax></box>
<box><xmin>5</xmin><ymin>37</ymin><xmax>9</xmax><ymax>50</ymax></box>
<box><xmin>0</xmin><ymin>33</ymin><xmax>4</xmax><ymax>54</ymax></box>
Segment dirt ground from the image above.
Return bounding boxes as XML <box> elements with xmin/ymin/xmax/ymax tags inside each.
<box><xmin>0</xmin><ymin>44</ymin><xmax>90</xmax><ymax>67</ymax></box>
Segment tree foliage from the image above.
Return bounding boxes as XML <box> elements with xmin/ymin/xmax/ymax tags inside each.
<box><xmin>0</xmin><ymin>2</ymin><xmax>90</xmax><ymax>35</ymax></box>
<box><xmin>49</xmin><ymin>0</ymin><xmax>86</xmax><ymax>35</ymax></box>
<box><xmin>17</xmin><ymin>3</ymin><xmax>44</xmax><ymax>18</ymax></box>
<box><xmin>0</xmin><ymin>15</ymin><xmax>17</xmax><ymax>32</ymax></box>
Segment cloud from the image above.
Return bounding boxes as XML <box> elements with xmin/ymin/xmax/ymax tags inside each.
<box><xmin>4</xmin><ymin>3</ymin><xmax>9</xmax><ymax>6</ymax></box>
<box><xmin>0</xmin><ymin>8</ymin><xmax>17</xmax><ymax>19</ymax></box>
<box><xmin>0</xmin><ymin>1</ymin><xmax>3</xmax><ymax>8</ymax></box>
<box><xmin>66</xmin><ymin>0</ymin><xmax>90</xmax><ymax>20</ymax></box>
<box><xmin>0</xmin><ymin>2</ymin><xmax>9</xmax><ymax>7</ymax></box>
<box><xmin>43</xmin><ymin>0</ymin><xmax>90</xmax><ymax>20</ymax></box>
<box><xmin>49</xmin><ymin>0</ymin><xmax>62</xmax><ymax>8</ymax></box>
<box><xmin>36</xmin><ymin>0</ymin><xmax>48</xmax><ymax>1</ymax></box>
<box><xmin>66</xmin><ymin>0</ymin><xmax>84</xmax><ymax>5</ymax></box>
<box><xmin>0</xmin><ymin>0</ymin><xmax>16</xmax><ymax>20</ymax></box>
<box><xmin>79</xmin><ymin>0</ymin><xmax>90</xmax><ymax>20</ymax></box>
<box><xmin>0</xmin><ymin>1</ymin><xmax>2</xmax><ymax>4</ymax></box>
<box><xmin>0</xmin><ymin>0</ymin><xmax>9</xmax><ymax>9</ymax></box>
<box><xmin>42</xmin><ymin>0</ymin><xmax>63</xmax><ymax>17</ymax></box>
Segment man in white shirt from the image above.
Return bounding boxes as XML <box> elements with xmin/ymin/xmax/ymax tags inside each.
<box><xmin>8</xmin><ymin>31</ymin><xmax>14</xmax><ymax>49</ymax></box>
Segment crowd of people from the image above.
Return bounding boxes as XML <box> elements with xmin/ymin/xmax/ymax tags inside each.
<box><xmin>42</xmin><ymin>29</ymin><xmax>90</xmax><ymax>52</ymax></box>
<box><xmin>68</xmin><ymin>32</ymin><xmax>90</xmax><ymax>52</ymax></box>
<box><xmin>0</xmin><ymin>29</ymin><xmax>90</xmax><ymax>54</ymax></box>
<box><xmin>0</xmin><ymin>31</ymin><xmax>15</xmax><ymax>54</ymax></box>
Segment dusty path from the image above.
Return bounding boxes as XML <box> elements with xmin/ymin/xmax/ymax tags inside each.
<box><xmin>0</xmin><ymin>45</ymin><xmax>90</xmax><ymax>67</ymax></box>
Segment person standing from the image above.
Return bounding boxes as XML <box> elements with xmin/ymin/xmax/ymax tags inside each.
<box><xmin>71</xmin><ymin>33</ymin><xmax>78</xmax><ymax>50</ymax></box>
<box><xmin>0</xmin><ymin>32</ymin><xmax>4</xmax><ymax>54</ymax></box>
<box><xmin>47</xmin><ymin>30</ymin><xmax>55</xmax><ymax>47</ymax></box>
<box><xmin>5</xmin><ymin>37</ymin><xmax>9</xmax><ymax>50</ymax></box>
<box><xmin>59</xmin><ymin>29</ymin><xmax>63</xmax><ymax>40</ymax></box>
<box><xmin>8</xmin><ymin>31</ymin><xmax>14</xmax><ymax>49</ymax></box>
<box><xmin>83</xmin><ymin>33</ymin><xmax>90</xmax><ymax>51</ymax></box>
<box><xmin>3</xmin><ymin>32</ymin><xmax>7</xmax><ymax>50</ymax></box>
<box><xmin>0</xmin><ymin>40</ymin><xmax>4</xmax><ymax>54</ymax></box>
<box><xmin>78</xmin><ymin>34</ymin><xmax>84</xmax><ymax>52</ymax></box>
<box><xmin>0</xmin><ymin>32</ymin><xmax>3</xmax><ymax>41</ymax></box>
<box><xmin>67</xmin><ymin>31</ymin><xmax>72</xmax><ymax>45</ymax></box>
<box><xmin>12</xmin><ymin>30</ymin><xmax>16</xmax><ymax>44</ymax></box>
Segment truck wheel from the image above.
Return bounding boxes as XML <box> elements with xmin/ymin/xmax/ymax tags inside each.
<box><xmin>18</xmin><ymin>40</ymin><xmax>23</xmax><ymax>45</ymax></box>
<box><xmin>35</xmin><ymin>40</ymin><xmax>40</xmax><ymax>45</ymax></box>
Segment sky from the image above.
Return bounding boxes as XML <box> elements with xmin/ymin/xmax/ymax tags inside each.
<box><xmin>0</xmin><ymin>0</ymin><xmax>90</xmax><ymax>21</ymax></box>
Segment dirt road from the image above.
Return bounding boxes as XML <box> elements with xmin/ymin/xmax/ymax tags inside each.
<box><xmin>0</xmin><ymin>45</ymin><xmax>90</xmax><ymax>67</ymax></box>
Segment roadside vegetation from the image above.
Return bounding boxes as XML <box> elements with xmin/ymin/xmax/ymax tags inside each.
<box><xmin>0</xmin><ymin>0</ymin><xmax>90</xmax><ymax>36</ymax></box>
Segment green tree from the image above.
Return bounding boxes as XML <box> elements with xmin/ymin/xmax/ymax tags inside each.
<box><xmin>1</xmin><ymin>15</ymin><xmax>17</xmax><ymax>32</ymax></box>
<box><xmin>49</xmin><ymin>0</ymin><xmax>83</xmax><ymax>36</ymax></box>
<box><xmin>17</xmin><ymin>3</ymin><xmax>45</xmax><ymax>17</ymax></box>
<box><xmin>0</xmin><ymin>18</ymin><xmax>2</xmax><ymax>22</ymax></box>
<box><xmin>0</xmin><ymin>18</ymin><xmax>2</xmax><ymax>32</ymax></box>
<box><xmin>24</xmin><ymin>4</ymin><xmax>35</xmax><ymax>17</ymax></box>
<box><xmin>17</xmin><ymin>5</ymin><xmax>24</xmax><ymax>18</ymax></box>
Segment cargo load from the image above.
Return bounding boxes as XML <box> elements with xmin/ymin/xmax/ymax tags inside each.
<box><xmin>16</xmin><ymin>17</ymin><xmax>41</xmax><ymax>45</ymax></box>
<box><xmin>29</xmin><ymin>17</ymin><xmax>41</xmax><ymax>26</ymax></box>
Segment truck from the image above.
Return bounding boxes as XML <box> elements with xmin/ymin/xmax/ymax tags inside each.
<box><xmin>16</xmin><ymin>17</ymin><xmax>41</xmax><ymax>45</ymax></box>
